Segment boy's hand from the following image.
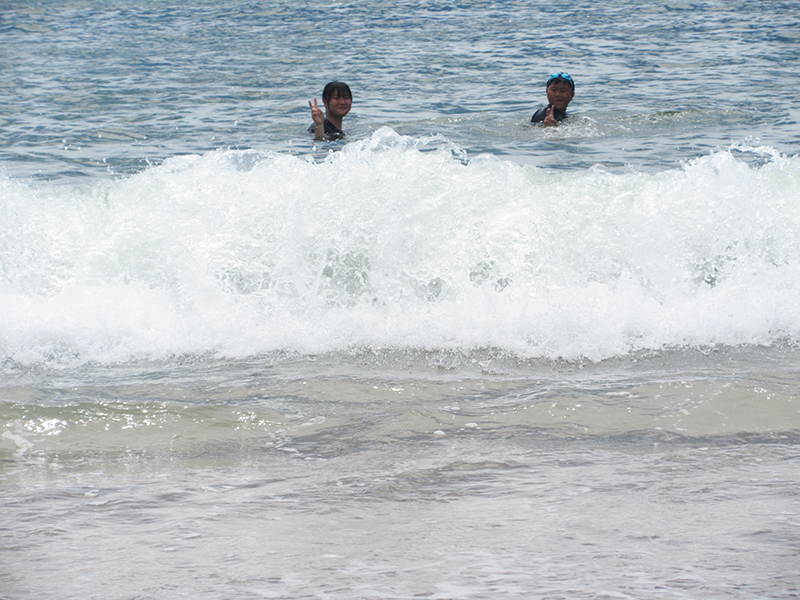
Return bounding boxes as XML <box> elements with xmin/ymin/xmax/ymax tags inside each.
<box><xmin>543</xmin><ymin>106</ymin><xmax>557</xmax><ymax>127</ymax></box>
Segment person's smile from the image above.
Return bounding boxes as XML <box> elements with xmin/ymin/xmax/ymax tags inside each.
<box><xmin>328</xmin><ymin>94</ymin><xmax>352</xmax><ymax>118</ymax></box>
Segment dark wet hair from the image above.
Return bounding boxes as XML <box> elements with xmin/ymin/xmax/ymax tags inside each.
<box><xmin>322</xmin><ymin>81</ymin><xmax>352</xmax><ymax>103</ymax></box>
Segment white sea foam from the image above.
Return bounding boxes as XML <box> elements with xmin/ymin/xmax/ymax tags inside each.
<box><xmin>2</xmin><ymin>129</ymin><xmax>799</xmax><ymax>367</ymax></box>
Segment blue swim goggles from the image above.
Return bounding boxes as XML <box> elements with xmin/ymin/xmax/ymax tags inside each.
<box><xmin>547</xmin><ymin>72</ymin><xmax>574</xmax><ymax>89</ymax></box>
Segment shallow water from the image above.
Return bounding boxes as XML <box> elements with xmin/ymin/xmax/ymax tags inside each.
<box><xmin>3</xmin><ymin>348</ymin><xmax>800</xmax><ymax>599</ymax></box>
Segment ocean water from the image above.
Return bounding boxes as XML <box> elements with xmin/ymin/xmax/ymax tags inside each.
<box><xmin>2</xmin><ymin>1</ymin><xmax>800</xmax><ymax>599</ymax></box>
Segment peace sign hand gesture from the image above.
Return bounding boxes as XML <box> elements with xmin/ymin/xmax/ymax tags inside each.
<box><xmin>309</xmin><ymin>98</ymin><xmax>324</xmax><ymax>126</ymax></box>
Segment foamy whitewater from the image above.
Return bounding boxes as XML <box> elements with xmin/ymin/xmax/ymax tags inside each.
<box><xmin>2</xmin><ymin>2</ymin><xmax>800</xmax><ymax>599</ymax></box>
<box><xmin>3</xmin><ymin>134</ymin><xmax>800</xmax><ymax>365</ymax></box>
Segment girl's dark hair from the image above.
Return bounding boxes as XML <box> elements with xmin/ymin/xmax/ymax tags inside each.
<box><xmin>322</xmin><ymin>81</ymin><xmax>352</xmax><ymax>102</ymax></box>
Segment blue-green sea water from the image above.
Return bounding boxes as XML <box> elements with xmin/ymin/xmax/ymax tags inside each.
<box><xmin>2</xmin><ymin>1</ymin><xmax>799</xmax><ymax>598</ymax></box>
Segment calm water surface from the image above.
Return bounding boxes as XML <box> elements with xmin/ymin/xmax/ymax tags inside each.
<box><xmin>2</xmin><ymin>0</ymin><xmax>799</xmax><ymax>180</ymax></box>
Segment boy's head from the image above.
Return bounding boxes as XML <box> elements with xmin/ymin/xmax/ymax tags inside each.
<box><xmin>546</xmin><ymin>73</ymin><xmax>574</xmax><ymax>92</ymax></box>
<box><xmin>545</xmin><ymin>73</ymin><xmax>574</xmax><ymax>112</ymax></box>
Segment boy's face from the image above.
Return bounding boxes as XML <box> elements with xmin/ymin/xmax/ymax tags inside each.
<box><xmin>546</xmin><ymin>80</ymin><xmax>574</xmax><ymax>111</ymax></box>
<box><xmin>324</xmin><ymin>91</ymin><xmax>352</xmax><ymax>119</ymax></box>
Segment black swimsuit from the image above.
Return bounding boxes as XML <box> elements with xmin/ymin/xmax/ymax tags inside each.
<box><xmin>531</xmin><ymin>105</ymin><xmax>567</xmax><ymax>124</ymax></box>
<box><xmin>308</xmin><ymin>119</ymin><xmax>345</xmax><ymax>139</ymax></box>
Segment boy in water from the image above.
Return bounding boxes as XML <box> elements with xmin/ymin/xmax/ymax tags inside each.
<box><xmin>531</xmin><ymin>73</ymin><xmax>575</xmax><ymax>127</ymax></box>
<box><xmin>308</xmin><ymin>81</ymin><xmax>352</xmax><ymax>140</ymax></box>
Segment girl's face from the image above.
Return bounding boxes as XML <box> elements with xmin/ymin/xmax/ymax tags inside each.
<box><xmin>325</xmin><ymin>91</ymin><xmax>352</xmax><ymax>119</ymax></box>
